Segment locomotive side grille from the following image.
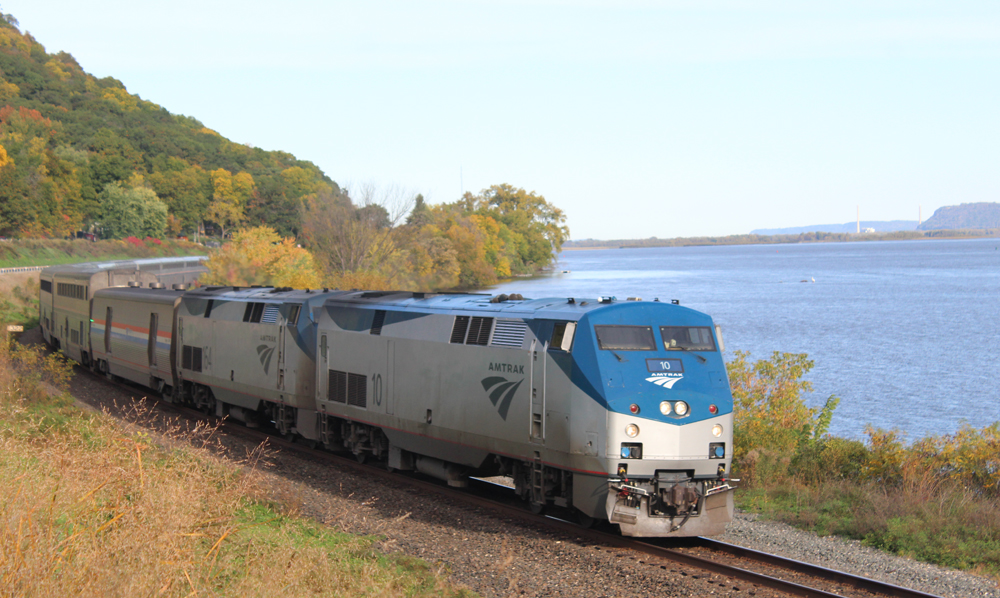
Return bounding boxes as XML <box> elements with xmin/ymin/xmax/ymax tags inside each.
<box><xmin>491</xmin><ymin>319</ymin><xmax>527</xmax><ymax>348</ymax></box>
<box><xmin>467</xmin><ymin>317</ymin><xmax>493</xmax><ymax>346</ymax></box>
<box><xmin>328</xmin><ymin>370</ymin><xmax>347</xmax><ymax>403</ymax></box>
<box><xmin>450</xmin><ymin>316</ymin><xmax>470</xmax><ymax>344</ymax></box>
<box><xmin>183</xmin><ymin>345</ymin><xmax>203</xmax><ymax>372</ymax></box>
<box><xmin>261</xmin><ymin>304</ymin><xmax>280</xmax><ymax>324</ymax></box>
<box><xmin>251</xmin><ymin>302</ymin><xmax>265</xmax><ymax>323</ymax></box>
<box><xmin>347</xmin><ymin>373</ymin><xmax>367</xmax><ymax>408</ymax></box>
<box><xmin>370</xmin><ymin>310</ymin><xmax>386</xmax><ymax>335</ymax></box>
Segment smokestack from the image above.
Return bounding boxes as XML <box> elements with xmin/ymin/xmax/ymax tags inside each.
<box><xmin>857</xmin><ymin>206</ymin><xmax>860</xmax><ymax>234</ymax></box>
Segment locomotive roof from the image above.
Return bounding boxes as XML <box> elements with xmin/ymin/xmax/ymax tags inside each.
<box><xmin>321</xmin><ymin>291</ymin><xmax>689</xmax><ymax>321</ymax></box>
<box><xmin>182</xmin><ymin>285</ymin><xmax>692</xmax><ymax>321</ymax></box>
<box><xmin>42</xmin><ymin>256</ymin><xmax>207</xmax><ymax>280</ymax></box>
<box><xmin>94</xmin><ymin>286</ymin><xmax>187</xmax><ymax>304</ymax></box>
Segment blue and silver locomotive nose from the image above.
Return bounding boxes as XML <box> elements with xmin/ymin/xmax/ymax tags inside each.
<box><xmin>571</xmin><ymin>301</ymin><xmax>736</xmax><ymax>536</ymax></box>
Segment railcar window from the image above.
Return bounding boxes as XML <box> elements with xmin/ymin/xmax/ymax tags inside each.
<box><xmin>660</xmin><ymin>326</ymin><xmax>716</xmax><ymax>351</ymax></box>
<box><xmin>40</xmin><ymin>279</ymin><xmax>52</xmax><ymax>293</ymax></box>
<box><xmin>594</xmin><ymin>325</ymin><xmax>656</xmax><ymax>351</ymax></box>
<box><xmin>550</xmin><ymin>322</ymin><xmax>576</xmax><ymax>352</ymax></box>
<box><xmin>288</xmin><ymin>305</ymin><xmax>301</xmax><ymax>326</ymax></box>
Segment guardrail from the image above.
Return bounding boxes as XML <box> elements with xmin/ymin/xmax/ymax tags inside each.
<box><xmin>0</xmin><ymin>266</ymin><xmax>47</xmax><ymax>275</ymax></box>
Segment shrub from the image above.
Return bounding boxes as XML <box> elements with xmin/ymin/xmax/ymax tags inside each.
<box><xmin>727</xmin><ymin>351</ymin><xmax>839</xmax><ymax>485</ymax></box>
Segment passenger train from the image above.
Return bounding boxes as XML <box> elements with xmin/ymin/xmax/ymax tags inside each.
<box><xmin>40</xmin><ymin>260</ymin><xmax>736</xmax><ymax>537</ymax></box>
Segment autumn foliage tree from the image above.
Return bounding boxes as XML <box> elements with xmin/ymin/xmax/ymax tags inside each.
<box><xmin>201</xmin><ymin>226</ymin><xmax>322</xmax><ymax>289</ymax></box>
<box><xmin>0</xmin><ymin>12</ymin><xmax>338</xmax><ymax>239</ymax></box>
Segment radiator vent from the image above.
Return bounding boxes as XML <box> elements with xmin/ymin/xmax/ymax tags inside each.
<box><xmin>466</xmin><ymin>317</ymin><xmax>493</xmax><ymax>346</ymax></box>
<box><xmin>328</xmin><ymin>370</ymin><xmax>347</xmax><ymax>403</ymax></box>
<box><xmin>347</xmin><ymin>373</ymin><xmax>367</xmax><ymax>408</ymax></box>
<box><xmin>261</xmin><ymin>304</ymin><xmax>280</xmax><ymax>324</ymax></box>
<box><xmin>450</xmin><ymin>316</ymin><xmax>470</xmax><ymax>344</ymax></box>
<box><xmin>491</xmin><ymin>319</ymin><xmax>527</xmax><ymax>348</ymax></box>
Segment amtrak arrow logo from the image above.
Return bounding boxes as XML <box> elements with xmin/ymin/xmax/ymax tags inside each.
<box><xmin>257</xmin><ymin>344</ymin><xmax>275</xmax><ymax>375</ymax></box>
<box><xmin>481</xmin><ymin>376</ymin><xmax>523</xmax><ymax>421</ymax></box>
<box><xmin>646</xmin><ymin>375</ymin><xmax>683</xmax><ymax>389</ymax></box>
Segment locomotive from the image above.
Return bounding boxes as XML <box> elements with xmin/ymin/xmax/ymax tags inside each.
<box><xmin>42</xmin><ymin>262</ymin><xmax>736</xmax><ymax>537</ymax></box>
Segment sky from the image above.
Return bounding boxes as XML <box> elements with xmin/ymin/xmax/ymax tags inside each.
<box><xmin>5</xmin><ymin>1</ymin><xmax>999</xmax><ymax>239</ymax></box>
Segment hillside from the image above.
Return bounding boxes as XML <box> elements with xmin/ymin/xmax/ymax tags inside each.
<box><xmin>0</xmin><ymin>10</ymin><xmax>569</xmax><ymax>292</ymax></box>
<box><xmin>0</xmin><ymin>11</ymin><xmax>341</xmax><ymax>239</ymax></box>
<box><xmin>752</xmin><ymin>220</ymin><xmax>918</xmax><ymax>235</ymax></box>
<box><xmin>918</xmin><ymin>203</ymin><xmax>1000</xmax><ymax>231</ymax></box>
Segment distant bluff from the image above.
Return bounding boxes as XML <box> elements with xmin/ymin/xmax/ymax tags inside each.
<box><xmin>918</xmin><ymin>203</ymin><xmax>1000</xmax><ymax>231</ymax></box>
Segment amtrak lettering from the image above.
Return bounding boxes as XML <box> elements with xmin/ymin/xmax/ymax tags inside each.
<box><xmin>488</xmin><ymin>362</ymin><xmax>524</xmax><ymax>375</ymax></box>
<box><xmin>260</xmin><ymin>334</ymin><xmax>277</xmax><ymax>342</ymax></box>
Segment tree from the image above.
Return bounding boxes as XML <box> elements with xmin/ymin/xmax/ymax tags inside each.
<box><xmin>148</xmin><ymin>159</ymin><xmax>212</xmax><ymax>232</ymax></box>
<box><xmin>201</xmin><ymin>226</ymin><xmax>322</xmax><ymax>288</ymax></box>
<box><xmin>300</xmin><ymin>183</ymin><xmax>413</xmax><ymax>281</ymax></box>
<box><xmin>244</xmin><ymin>175</ymin><xmax>303</xmax><ymax>238</ymax></box>
<box><xmin>205</xmin><ymin>168</ymin><xmax>253</xmax><ymax>238</ymax></box>
<box><xmin>460</xmin><ymin>184</ymin><xmax>569</xmax><ymax>273</ymax></box>
<box><xmin>98</xmin><ymin>180</ymin><xmax>167</xmax><ymax>239</ymax></box>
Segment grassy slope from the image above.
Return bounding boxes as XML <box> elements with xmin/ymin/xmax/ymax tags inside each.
<box><xmin>0</xmin><ymin>238</ymin><xmax>206</xmax><ymax>268</ymax></box>
<box><xmin>0</xmin><ymin>340</ymin><xmax>475</xmax><ymax>597</ymax></box>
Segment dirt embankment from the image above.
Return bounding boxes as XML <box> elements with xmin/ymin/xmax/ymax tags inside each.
<box><xmin>0</xmin><ymin>270</ymin><xmax>40</xmax><ymax>295</ymax></box>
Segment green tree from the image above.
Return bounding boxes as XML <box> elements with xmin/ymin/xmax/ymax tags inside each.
<box><xmin>98</xmin><ymin>180</ymin><xmax>167</xmax><ymax>239</ymax></box>
<box><xmin>148</xmin><ymin>158</ymin><xmax>212</xmax><ymax>232</ymax></box>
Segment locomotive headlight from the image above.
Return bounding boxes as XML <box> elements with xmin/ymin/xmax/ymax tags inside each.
<box><xmin>674</xmin><ymin>401</ymin><xmax>689</xmax><ymax>416</ymax></box>
<box><xmin>625</xmin><ymin>424</ymin><xmax>640</xmax><ymax>438</ymax></box>
<box><xmin>659</xmin><ymin>401</ymin><xmax>672</xmax><ymax>415</ymax></box>
<box><xmin>712</xmin><ymin>424</ymin><xmax>723</xmax><ymax>437</ymax></box>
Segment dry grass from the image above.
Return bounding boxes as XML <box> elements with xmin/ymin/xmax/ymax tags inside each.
<box><xmin>0</xmin><ymin>341</ymin><xmax>474</xmax><ymax>597</ymax></box>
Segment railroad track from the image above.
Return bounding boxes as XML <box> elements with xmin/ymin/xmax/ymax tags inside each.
<box><xmin>62</xmin><ymin>355</ymin><xmax>943</xmax><ymax>598</ymax></box>
<box><xmin>155</xmin><ymin>399</ymin><xmax>943</xmax><ymax>598</ymax></box>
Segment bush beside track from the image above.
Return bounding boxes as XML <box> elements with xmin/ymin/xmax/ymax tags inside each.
<box><xmin>729</xmin><ymin>351</ymin><xmax>1000</xmax><ymax>578</ymax></box>
<box><xmin>0</xmin><ymin>338</ymin><xmax>475</xmax><ymax>597</ymax></box>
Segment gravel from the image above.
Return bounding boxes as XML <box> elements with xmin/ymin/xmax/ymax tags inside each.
<box><xmin>20</xmin><ymin>326</ymin><xmax>1000</xmax><ymax>598</ymax></box>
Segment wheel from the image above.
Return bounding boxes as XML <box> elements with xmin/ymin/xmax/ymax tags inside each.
<box><xmin>355</xmin><ymin>452</ymin><xmax>368</xmax><ymax>464</ymax></box>
<box><xmin>529</xmin><ymin>502</ymin><xmax>545</xmax><ymax>515</ymax></box>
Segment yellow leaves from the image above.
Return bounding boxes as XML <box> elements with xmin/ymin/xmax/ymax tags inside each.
<box><xmin>864</xmin><ymin>423</ymin><xmax>1000</xmax><ymax>494</ymax></box>
<box><xmin>44</xmin><ymin>59</ymin><xmax>71</xmax><ymax>81</ymax></box>
<box><xmin>206</xmin><ymin>169</ymin><xmax>255</xmax><ymax>237</ymax></box>
<box><xmin>280</xmin><ymin>166</ymin><xmax>332</xmax><ymax>200</ymax></box>
<box><xmin>101</xmin><ymin>87</ymin><xmax>139</xmax><ymax>112</ymax></box>
<box><xmin>203</xmin><ymin>226</ymin><xmax>323</xmax><ymax>289</ymax></box>
<box><xmin>0</xmin><ymin>79</ymin><xmax>18</xmax><ymax>102</ymax></box>
<box><xmin>198</xmin><ymin>127</ymin><xmax>220</xmax><ymax>137</ymax></box>
<box><xmin>0</xmin><ymin>143</ymin><xmax>10</xmax><ymax>168</ymax></box>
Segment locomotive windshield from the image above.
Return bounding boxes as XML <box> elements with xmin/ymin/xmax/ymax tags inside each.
<box><xmin>594</xmin><ymin>325</ymin><xmax>656</xmax><ymax>351</ymax></box>
<box><xmin>660</xmin><ymin>326</ymin><xmax>716</xmax><ymax>351</ymax></box>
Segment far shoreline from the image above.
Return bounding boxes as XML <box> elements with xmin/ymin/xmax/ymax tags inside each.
<box><xmin>562</xmin><ymin>228</ymin><xmax>999</xmax><ymax>251</ymax></box>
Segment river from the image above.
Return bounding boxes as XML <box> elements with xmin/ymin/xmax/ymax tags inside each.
<box><xmin>490</xmin><ymin>238</ymin><xmax>1000</xmax><ymax>440</ymax></box>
